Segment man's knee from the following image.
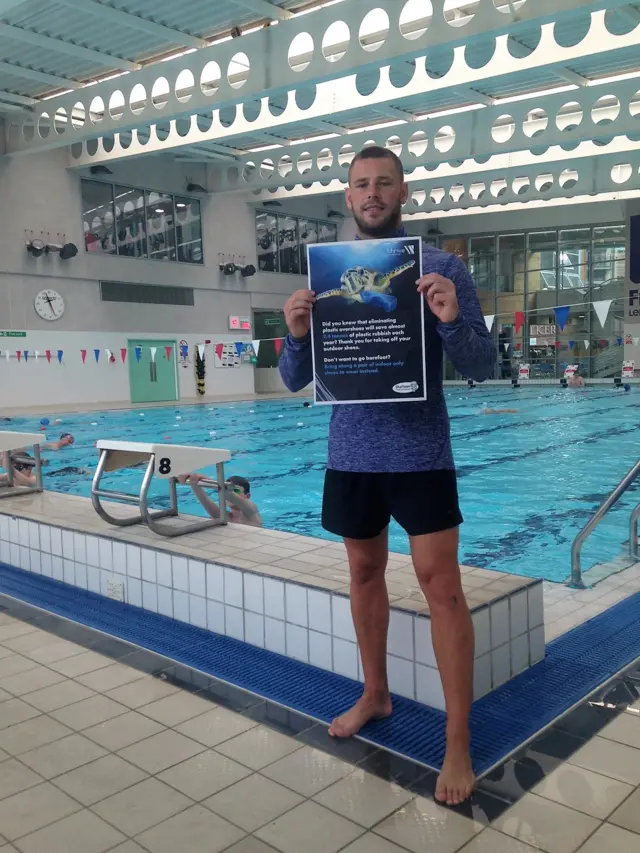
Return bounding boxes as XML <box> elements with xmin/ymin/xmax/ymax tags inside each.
<box><xmin>347</xmin><ymin>552</ymin><xmax>386</xmax><ymax>586</ymax></box>
<box><xmin>416</xmin><ymin>563</ymin><xmax>463</xmax><ymax>609</ymax></box>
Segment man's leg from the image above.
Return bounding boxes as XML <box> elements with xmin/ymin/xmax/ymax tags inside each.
<box><xmin>328</xmin><ymin>529</ymin><xmax>392</xmax><ymax>737</ymax></box>
<box><xmin>411</xmin><ymin>527</ymin><xmax>475</xmax><ymax>805</ymax></box>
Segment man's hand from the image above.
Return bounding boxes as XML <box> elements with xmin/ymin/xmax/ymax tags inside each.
<box><xmin>284</xmin><ymin>289</ymin><xmax>316</xmax><ymax>340</ymax></box>
<box><xmin>417</xmin><ymin>273</ymin><xmax>459</xmax><ymax>324</ymax></box>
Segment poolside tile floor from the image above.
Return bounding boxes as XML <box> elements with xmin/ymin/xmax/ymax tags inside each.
<box><xmin>0</xmin><ymin>604</ymin><xmax>638</xmax><ymax>852</ymax></box>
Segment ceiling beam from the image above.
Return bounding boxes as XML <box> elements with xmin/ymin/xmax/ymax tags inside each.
<box><xmin>232</xmin><ymin>0</ymin><xmax>294</xmax><ymax>21</ymax></box>
<box><xmin>507</xmin><ymin>37</ymin><xmax>589</xmax><ymax>86</ymax></box>
<box><xmin>0</xmin><ymin>61</ymin><xmax>80</xmax><ymax>89</ymax></box>
<box><xmin>0</xmin><ymin>89</ymin><xmax>36</xmax><ymax>106</ymax></box>
<box><xmin>53</xmin><ymin>0</ymin><xmax>208</xmax><ymax>50</ymax></box>
<box><xmin>374</xmin><ymin>105</ymin><xmax>417</xmax><ymax>122</ymax></box>
<box><xmin>0</xmin><ymin>23</ymin><xmax>141</xmax><ymax>72</ymax></box>
<box><xmin>308</xmin><ymin>118</ymin><xmax>346</xmax><ymax>135</ymax></box>
<box><xmin>0</xmin><ymin>0</ymin><xmax>29</xmax><ymax>12</ymax></box>
<box><xmin>618</xmin><ymin>4</ymin><xmax>640</xmax><ymax>25</ymax></box>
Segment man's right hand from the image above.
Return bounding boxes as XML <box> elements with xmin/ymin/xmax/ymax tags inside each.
<box><xmin>284</xmin><ymin>289</ymin><xmax>315</xmax><ymax>340</ymax></box>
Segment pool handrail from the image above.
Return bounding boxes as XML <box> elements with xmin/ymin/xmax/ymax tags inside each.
<box><xmin>570</xmin><ymin>459</ymin><xmax>640</xmax><ymax>589</ymax></box>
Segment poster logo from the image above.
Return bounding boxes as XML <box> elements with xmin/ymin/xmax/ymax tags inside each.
<box><xmin>629</xmin><ymin>289</ymin><xmax>640</xmax><ymax>318</ymax></box>
<box><xmin>393</xmin><ymin>381</ymin><xmax>419</xmax><ymax>394</ymax></box>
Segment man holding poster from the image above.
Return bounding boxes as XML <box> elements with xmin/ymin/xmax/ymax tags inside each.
<box><xmin>279</xmin><ymin>146</ymin><xmax>495</xmax><ymax>806</ymax></box>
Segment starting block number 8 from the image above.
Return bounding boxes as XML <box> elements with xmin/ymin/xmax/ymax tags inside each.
<box><xmin>158</xmin><ymin>458</ymin><xmax>172</xmax><ymax>475</ymax></box>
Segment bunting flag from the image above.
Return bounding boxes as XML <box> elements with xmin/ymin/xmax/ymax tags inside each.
<box><xmin>149</xmin><ymin>346</ymin><xmax>157</xmax><ymax>363</ymax></box>
<box><xmin>634</xmin><ymin>337</ymin><xmax>640</xmax><ymax>347</ymax></box>
<box><xmin>197</xmin><ymin>344</ymin><xmax>205</xmax><ymax>359</ymax></box>
<box><xmin>57</xmin><ymin>349</ymin><xmax>63</xmax><ymax>364</ymax></box>
<box><xmin>45</xmin><ymin>350</ymin><xmax>51</xmax><ymax>363</ymax></box>
<box><xmin>121</xmin><ymin>348</ymin><xmax>127</xmax><ymax>363</ymax></box>
<box><xmin>235</xmin><ymin>342</ymin><xmax>244</xmax><ymax>356</ymax></box>
<box><xmin>593</xmin><ymin>299</ymin><xmax>613</xmax><ymax>329</ymax></box>
<box><xmin>617</xmin><ymin>337</ymin><xmax>623</xmax><ymax>347</ymax></box>
<box><xmin>23</xmin><ymin>351</ymin><xmax>28</xmax><ymax>362</ymax></box>
<box><xmin>81</xmin><ymin>349</ymin><xmax>87</xmax><ymax>364</ymax></box>
<box><xmin>164</xmin><ymin>346</ymin><xmax>173</xmax><ymax>361</ymax></box>
<box><xmin>252</xmin><ymin>340</ymin><xmax>261</xmax><ymax>356</ymax></box>
<box><xmin>553</xmin><ymin>305</ymin><xmax>570</xmax><ymax>332</ymax></box>
<box><xmin>34</xmin><ymin>350</ymin><xmax>40</xmax><ymax>362</ymax></box>
<box><xmin>568</xmin><ymin>341</ymin><xmax>575</xmax><ymax>350</ymax></box>
<box><xmin>584</xmin><ymin>340</ymin><xmax>590</xmax><ymax>350</ymax></box>
<box><xmin>555</xmin><ymin>341</ymin><xmax>561</xmax><ymax>350</ymax></box>
<box><xmin>4</xmin><ymin>350</ymin><xmax>9</xmax><ymax>362</ymax></box>
<box><xmin>134</xmin><ymin>345</ymin><xmax>142</xmax><ymax>363</ymax></box>
<box><xmin>215</xmin><ymin>343</ymin><xmax>224</xmax><ymax>360</ymax></box>
<box><xmin>94</xmin><ymin>349</ymin><xmax>100</xmax><ymax>363</ymax></box>
<box><xmin>514</xmin><ymin>311</ymin><xmax>525</xmax><ymax>335</ymax></box>
<box><xmin>600</xmin><ymin>339</ymin><xmax>608</xmax><ymax>349</ymax></box>
<box><xmin>503</xmin><ymin>343</ymin><xmax>510</xmax><ymax>354</ymax></box>
<box><xmin>484</xmin><ymin>315</ymin><xmax>495</xmax><ymax>332</ymax></box>
<box><xmin>16</xmin><ymin>351</ymin><xmax>21</xmax><ymax>362</ymax></box>
<box><xmin>105</xmin><ymin>349</ymin><xmax>112</xmax><ymax>362</ymax></box>
<box><xmin>274</xmin><ymin>339</ymin><xmax>283</xmax><ymax>356</ymax></box>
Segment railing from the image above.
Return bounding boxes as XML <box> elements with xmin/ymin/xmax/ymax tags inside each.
<box><xmin>570</xmin><ymin>460</ymin><xmax>640</xmax><ymax>589</ymax></box>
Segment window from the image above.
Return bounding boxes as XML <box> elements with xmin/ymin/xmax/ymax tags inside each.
<box><xmin>255</xmin><ymin>210</ymin><xmax>337</xmax><ymax>273</ymax></box>
<box><xmin>80</xmin><ymin>179</ymin><xmax>203</xmax><ymax>265</ymax></box>
<box><xmin>81</xmin><ymin>180</ymin><xmax>116</xmax><ymax>255</ymax></box>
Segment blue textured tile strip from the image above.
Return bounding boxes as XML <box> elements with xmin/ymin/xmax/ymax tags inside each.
<box><xmin>0</xmin><ymin>562</ymin><xmax>638</xmax><ymax>776</ymax></box>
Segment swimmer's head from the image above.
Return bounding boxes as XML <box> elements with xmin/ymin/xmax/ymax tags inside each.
<box><xmin>228</xmin><ymin>475</ymin><xmax>250</xmax><ymax>498</ymax></box>
<box><xmin>624</xmin><ymin>384</ymin><xmax>631</xmax><ymax>392</ymax></box>
<box><xmin>59</xmin><ymin>433</ymin><xmax>75</xmax><ymax>446</ymax></box>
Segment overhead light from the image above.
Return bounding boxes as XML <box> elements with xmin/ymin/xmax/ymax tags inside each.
<box><xmin>263</xmin><ymin>200</ymin><xmax>282</xmax><ymax>207</ymax></box>
<box><xmin>240</xmin><ymin>263</ymin><xmax>256</xmax><ymax>278</ymax></box>
<box><xmin>155</xmin><ymin>208</ymin><xmax>165</xmax><ymax>214</ymax></box>
<box><xmin>47</xmin><ymin>241</ymin><xmax>78</xmax><ymax>260</ymax></box>
<box><xmin>90</xmin><ymin>165</ymin><xmax>113</xmax><ymax>175</ymax></box>
<box><xmin>26</xmin><ymin>238</ymin><xmax>45</xmax><ymax>257</ymax></box>
<box><xmin>186</xmin><ymin>181</ymin><xmax>207</xmax><ymax>194</ymax></box>
<box><xmin>176</xmin><ymin>202</ymin><xmax>187</xmax><ymax>208</ymax></box>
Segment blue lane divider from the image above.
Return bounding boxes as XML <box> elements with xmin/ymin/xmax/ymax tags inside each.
<box><xmin>0</xmin><ymin>562</ymin><xmax>638</xmax><ymax>775</ymax></box>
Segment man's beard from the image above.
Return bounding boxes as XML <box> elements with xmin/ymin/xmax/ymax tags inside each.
<box><xmin>353</xmin><ymin>200</ymin><xmax>403</xmax><ymax>238</ymax></box>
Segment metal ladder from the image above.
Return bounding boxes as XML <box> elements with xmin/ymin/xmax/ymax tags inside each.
<box><xmin>570</xmin><ymin>459</ymin><xmax>640</xmax><ymax>589</ymax></box>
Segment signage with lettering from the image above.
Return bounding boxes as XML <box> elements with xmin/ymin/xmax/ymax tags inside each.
<box><xmin>530</xmin><ymin>325</ymin><xmax>556</xmax><ymax>337</ymax></box>
<box><xmin>0</xmin><ymin>331</ymin><xmax>27</xmax><ymax>337</ymax></box>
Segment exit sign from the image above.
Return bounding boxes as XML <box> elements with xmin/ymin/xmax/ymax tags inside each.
<box><xmin>0</xmin><ymin>331</ymin><xmax>26</xmax><ymax>337</ymax></box>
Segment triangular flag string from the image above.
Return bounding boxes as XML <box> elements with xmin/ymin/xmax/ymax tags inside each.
<box><xmin>81</xmin><ymin>349</ymin><xmax>87</xmax><ymax>364</ymax></box>
<box><xmin>164</xmin><ymin>346</ymin><xmax>173</xmax><ymax>361</ymax></box>
<box><xmin>134</xmin><ymin>346</ymin><xmax>142</xmax><ymax>363</ymax></box>
<box><xmin>274</xmin><ymin>338</ymin><xmax>283</xmax><ymax>356</ymax></box>
<box><xmin>584</xmin><ymin>340</ymin><xmax>590</xmax><ymax>350</ymax></box>
<box><xmin>485</xmin><ymin>315</ymin><xmax>495</xmax><ymax>333</ymax></box>
<box><xmin>593</xmin><ymin>300</ymin><xmax>613</xmax><ymax>329</ymax></box>
<box><xmin>16</xmin><ymin>351</ymin><xmax>21</xmax><ymax>362</ymax></box>
<box><xmin>553</xmin><ymin>306</ymin><xmax>570</xmax><ymax>332</ymax></box>
<box><xmin>23</xmin><ymin>351</ymin><xmax>29</xmax><ymax>362</ymax></box>
<box><xmin>252</xmin><ymin>340</ymin><xmax>261</xmax><ymax>356</ymax></box>
<box><xmin>45</xmin><ymin>350</ymin><xmax>51</xmax><ymax>363</ymax></box>
<box><xmin>120</xmin><ymin>348</ymin><xmax>127</xmax><ymax>363</ymax></box>
<box><xmin>514</xmin><ymin>311</ymin><xmax>524</xmax><ymax>335</ymax></box>
<box><xmin>149</xmin><ymin>346</ymin><xmax>157</xmax><ymax>363</ymax></box>
<box><xmin>197</xmin><ymin>344</ymin><xmax>205</xmax><ymax>359</ymax></box>
<box><xmin>94</xmin><ymin>349</ymin><xmax>100</xmax><ymax>363</ymax></box>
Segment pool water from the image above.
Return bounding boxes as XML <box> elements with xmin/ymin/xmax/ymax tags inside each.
<box><xmin>6</xmin><ymin>387</ymin><xmax>639</xmax><ymax>583</ymax></box>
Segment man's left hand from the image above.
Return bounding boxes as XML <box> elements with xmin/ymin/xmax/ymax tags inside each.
<box><xmin>417</xmin><ymin>273</ymin><xmax>459</xmax><ymax>324</ymax></box>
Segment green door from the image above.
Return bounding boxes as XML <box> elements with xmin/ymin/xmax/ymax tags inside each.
<box><xmin>128</xmin><ymin>339</ymin><xmax>178</xmax><ymax>404</ymax></box>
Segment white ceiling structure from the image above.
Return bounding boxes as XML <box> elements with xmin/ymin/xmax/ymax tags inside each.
<box><xmin>1</xmin><ymin>0</ymin><xmax>639</xmax><ymax>219</ymax></box>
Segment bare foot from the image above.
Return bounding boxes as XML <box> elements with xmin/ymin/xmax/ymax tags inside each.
<box><xmin>435</xmin><ymin>737</ymin><xmax>475</xmax><ymax>806</ymax></box>
<box><xmin>328</xmin><ymin>693</ymin><xmax>392</xmax><ymax>738</ymax></box>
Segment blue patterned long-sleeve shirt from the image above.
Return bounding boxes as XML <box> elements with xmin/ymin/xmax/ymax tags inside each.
<box><xmin>279</xmin><ymin>234</ymin><xmax>496</xmax><ymax>473</ymax></box>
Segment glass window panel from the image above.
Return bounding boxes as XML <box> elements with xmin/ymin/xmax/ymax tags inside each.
<box><xmin>318</xmin><ymin>222</ymin><xmax>338</xmax><ymax>243</ymax></box>
<box><xmin>256</xmin><ymin>212</ymin><xmax>278</xmax><ymax>272</ymax></box>
<box><xmin>559</xmin><ymin>228</ymin><xmax>590</xmax><ymax>244</ymax></box>
<box><xmin>253</xmin><ymin>310</ymin><xmax>286</xmax><ymax>368</ymax></box>
<box><xmin>278</xmin><ymin>215</ymin><xmax>299</xmax><ymax>274</ymax></box>
<box><xmin>146</xmin><ymin>191</ymin><xmax>176</xmax><ymax>261</ymax></box>
<box><xmin>299</xmin><ymin>219</ymin><xmax>318</xmax><ymax>276</ymax></box>
<box><xmin>115</xmin><ymin>186</ymin><xmax>147</xmax><ymax>258</ymax></box>
<box><xmin>528</xmin><ymin>231</ymin><xmax>557</xmax><ymax>272</ymax></box>
<box><xmin>497</xmin><ymin>233</ymin><xmax>525</xmax><ymax>293</ymax></box>
<box><xmin>559</xmin><ymin>263</ymin><xmax>589</xmax><ymax>292</ymax></box>
<box><xmin>594</xmin><ymin>224</ymin><xmax>625</xmax><ymax>243</ymax></box>
<box><xmin>174</xmin><ymin>196</ymin><xmax>203</xmax><ymax>264</ymax></box>
<box><xmin>442</xmin><ymin>238</ymin><xmax>468</xmax><ymax>263</ymax></box>
<box><xmin>81</xmin><ymin>180</ymin><xmax>116</xmax><ymax>255</ymax></box>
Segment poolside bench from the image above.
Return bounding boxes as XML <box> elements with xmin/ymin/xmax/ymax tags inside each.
<box><xmin>0</xmin><ymin>431</ymin><xmax>46</xmax><ymax>498</ymax></box>
<box><xmin>91</xmin><ymin>440</ymin><xmax>231</xmax><ymax>538</ymax></box>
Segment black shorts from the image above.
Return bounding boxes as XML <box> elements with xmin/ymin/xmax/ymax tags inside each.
<box><xmin>322</xmin><ymin>469</ymin><xmax>463</xmax><ymax>540</ymax></box>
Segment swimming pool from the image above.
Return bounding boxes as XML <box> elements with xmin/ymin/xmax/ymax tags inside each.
<box><xmin>5</xmin><ymin>387</ymin><xmax>639</xmax><ymax>583</ymax></box>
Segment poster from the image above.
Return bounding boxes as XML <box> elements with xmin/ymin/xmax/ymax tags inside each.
<box><xmin>308</xmin><ymin>236</ymin><xmax>425</xmax><ymax>404</ymax></box>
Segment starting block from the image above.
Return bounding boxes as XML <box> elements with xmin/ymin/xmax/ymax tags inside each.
<box><xmin>91</xmin><ymin>440</ymin><xmax>231</xmax><ymax>537</ymax></box>
<box><xmin>0</xmin><ymin>432</ymin><xmax>46</xmax><ymax>498</ymax></box>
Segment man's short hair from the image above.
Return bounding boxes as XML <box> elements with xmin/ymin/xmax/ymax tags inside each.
<box><xmin>348</xmin><ymin>145</ymin><xmax>404</xmax><ymax>183</ymax></box>
<box><xmin>228</xmin><ymin>475</ymin><xmax>250</xmax><ymax>495</ymax></box>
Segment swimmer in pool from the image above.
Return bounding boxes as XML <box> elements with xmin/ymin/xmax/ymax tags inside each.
<box><xmin>0</xmin><ymin>451</ymin><xmax>37</xmax><ymax>487</ymax></box>
<box><xmin>177</xmin><ymin>473</ymin><xmax>263</xmax><ymax>528</ymax></box>
<box><xmin>43</xmin><ymin>433</ymin><xmax>75</xmax><ymax>451</ymax></box>
<box><xmin>567</xmin><ymin>375</ymin><xmax>585</xmax><ymax>388</ymax></box>
<box><xmin>479</xmin><ymin>406</ymin><xmax>518</xmax><ymax>415</ymax></box>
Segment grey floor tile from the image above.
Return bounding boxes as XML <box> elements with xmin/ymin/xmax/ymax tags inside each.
<box><xmin>75</xmin><ymin>663</ymin><xmax>147</xmax><ymax>692</ymax></box>
<box><xmin>117</xmin><ymin>729</ymin><xmax>204</xmax><ymax>775</ymax></box>
<box><xmin>1</xmin><ymin>667</ymin><xmax>66</xmax><ymax>697</ymax></box>
<box><xmin>0</xmin><ymin>758</ymin><xmax>44</xmax><ymax>800</ymax></box>
<box><xmin>11</xmin><ymin>808</ymin><xmax>125</xmax><ymax>853</ymax></box>
<box><xmin>25</xmin><ymin>640</ymin><xmax>89</xmax><ymax>665</ymax></box>
<box><xmin>313</xmin><ymin>769</ymin><xmax>414</xmax><ymax>828</ymax></box>
<box><xmin>137</xmin><ymin>691</ymin><xmax>215</xmax><ymax>726</ymax></box>
<box><xmin>609</xmin><ymin>788</ymin><xmax>640</xmax><ymax>833</ymax></box>
<box><xmin>20</xmin><ymin>680</ymin><xmax>95</xmax><ymax>713</ymax></box>
<box><xmin>340</xmin><ymin>835</ymin><xmax>414</xmax><ymax>853</ymax></box>
<box><xmin>19</xmin><ymin>733</ymin><xmax>107</xmax><ymax>779</ymax></box>
<box><xmin>459</xmin><ymin>827</ymin><xmax>546</xmax><ymax>852</ymax></box>
<box><xmin>568</xmin><ymin>737</ymin><xmax>640</xmax><ymax>786</ymax></box>
<box><xmin>577</xmin><ymin>823</ymin><xmax>640</xmax><ymax>852</ymax></box>
<box><xmin>0</xmin><ymin>782</ymin><xmax>81</xmax><ymax>841</ymax></box>
<box><xmin>0</xmin><ymin>656</ymin><xmax>40</xmax><ymax>680</ymax></box>
<box><xmin>103</xmin><ymin>843</ymin><xmax>147</xmax><ymax>853</ymax></box>
<box><xmin>600</xmin><ymin>713</ymin><xmax>640</xmax><ymax>750</ymax></box>
<box><xmin>1</xmin><ymin>632</ymin><xmax>59</xmax><ymax>655</ymax></box>
<box><xmin>493</xmin><ymin>793</ymin><xmax>601</xmax><ymax>853</ymax></box>
<box><xmin>174</xmin><ymin>706</ymin><xmax>258</xmax><ymax>748</ymax></box>
<box><xmin>157</xmin><ymin>750</ymin><xmax>252</xmax><ymax>801</ymax></box>
<box><xmin>49</xmin><ymin>695</ymin><xmax>129</xmax><ymax>731</ymax></box>
<box><xmin>52</xmin><ymin>754</ymin><xmax>148</xmax><ymax>806</ymax></box>
<box><xmin>134</xmin><ymin>804</ymin><xmax>244</xmax><ymax>853</ymax></box>
<box><xmin>222</xmin><ymin>839</ymin><xmax>281</xmax><ymax>853</ymax></box>
<box><xmin>0</xmin><ymin>716</ymin><xmax>73</xmax><ymax>756</ymax></box>
<box><xmin>255</xmin><ymin>801</ymin><xmax>362</xmax><ymax>853</ymax></box>
<box><xmin>0</xmin><ymin>698</ymin><xmax>41</xmax><ymax>730</ymax></box>
<box><xmin>0</xmin><ymin>688</ymin><xmax>10</xmax><ymax>702</ymax></box>
<box><xmin>532</xmin><ymin>763</ymin><xmax>633</xmax><ymax>819</ymax></box>
<box><xmin>215</xmin><ymin>726</ymin><xmax>303</xmax><ymax>771</ymax></box>
<box><xmin>204</xmin><ymin>773</ymin><xmax>303</xmax><ymax>832</ymax></box>
<box><xmin>91</xmin><ymin>778</ymin><xmax>192</xmax><ymax>837</ymax></box>
<box><xmin>0</xmin><ymin>623</ymin><xmax>39</xmax><ymax>642</ymax></box>
<box><xmin>104</xmin><ymin>676</ymin><xmax>179</xmax><ymax>709</ymax></box>
<box><xmin>83</xmin><ymin>710</ymin><xmax>165</xmax><ymax>751</ymax></box>
<box><xmin>261</xmin><ymin>746</ymin><xmax>354</xmax><ymax>797</ymax></box>
<box><xmin>47</xmin><ymin>651</ymin><xmax>114</xmax><ymax>678</ymax></box>
<box><xmin>374</xmin><ymin>796</ymin><xmax>482</xmax><ymax>853</ymax></box>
